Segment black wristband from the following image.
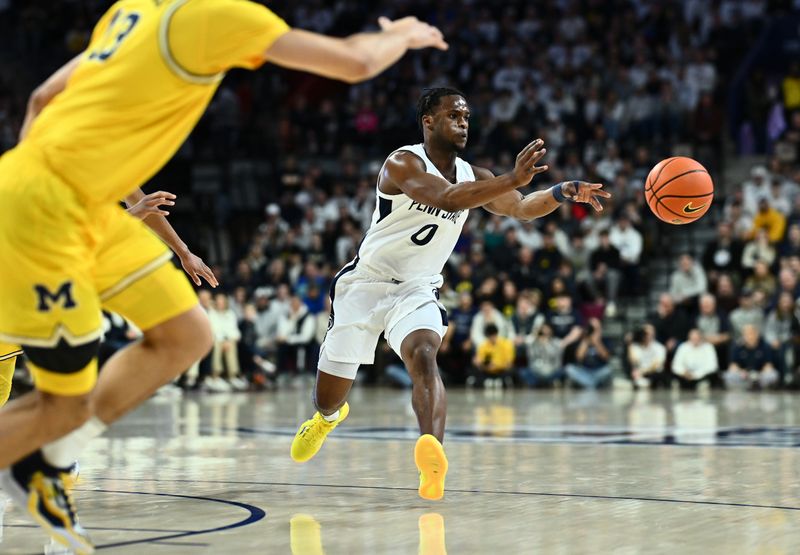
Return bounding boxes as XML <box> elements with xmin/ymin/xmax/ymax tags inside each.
<box><xmin>551</xmin><ymin>183</ymin><xmax>568</xmax><ymax>203</ymax></box>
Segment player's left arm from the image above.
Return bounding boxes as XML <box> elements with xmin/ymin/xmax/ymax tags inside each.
<box><xmin>124</xmin><ymin>189</ymin><xmax>219</xmax><ymax>288</ymax></box>
<box><xmin>19</xmin><ymin>54</ymin><xmax>83</xmax><ymax>141</ymax></box>
<box><xmin>478</xmin><ymin>166</ymin><xmax>610</xmax><ymax>220</ymax></box>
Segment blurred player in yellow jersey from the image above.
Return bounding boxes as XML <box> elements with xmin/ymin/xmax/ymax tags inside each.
<box><xmin>0</xmin><ymin>1</ymin><xmax>447</xmax><ymax>551</ymax></box>
<box><xmin>0</xmin><ymin>188</ymin><xmax>217</xmax><ymax>406</ymax></box>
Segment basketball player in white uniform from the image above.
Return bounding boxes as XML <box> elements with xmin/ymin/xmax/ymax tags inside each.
<box><xmin>291</xmin><ymin>88</ymin><xmax>610</xmax><ymax>500</ymax></box>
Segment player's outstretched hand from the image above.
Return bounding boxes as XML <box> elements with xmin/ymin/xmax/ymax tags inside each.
<box><xmin>512</xmin><ymin>139</ymin><xmax>549</xmax><ymax>187</ymax></box>
<box><xmin>378</xmin><ymin>16</ymin><xmax>449</xmax><ymax>51</ymax></box>
<box><xmin>127</xmin><ymin>191</ymin><xmax>176</xmax><ymax>220</ymax></box>
<box><xmin>180</xmin><ymin>251</ymin><xmax>219</xmax><ymax>288</ymax></box>
<box><xmin>561</xmin><ymin>181</ymin><xmax>612</xmax><ymax>212</ymax></box>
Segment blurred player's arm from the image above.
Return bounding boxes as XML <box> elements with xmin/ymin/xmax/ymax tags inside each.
<box><xmin>381</xmin><ymin>140</ymin><xmax>548</xmax><ymax>212</ymax></box>
<box><xmin>484</xmin><ymin>171</ymin><xmax>610</xmax><ymax>220</ymax></box>
<box><xmin>19</xmin><ymin>54</ymin><xmax>82</xmax><ymax>141</ymax></box>
<box><xmin>171</xmin><ymin>3</ymin><xmax>446</xmax><ymax>84</ymax></box>
<box><xmin>265</xmin><ymin>17</ymin><xmax>447</xmax><ymax>84</ymax></box>
<box><xmin>124</xmin><ymin>189</ymin><xmax>218</xmax><ymax>288</ymax></box>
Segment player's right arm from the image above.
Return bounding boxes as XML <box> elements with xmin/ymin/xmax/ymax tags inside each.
<box><xmin>265</xmin><ymin>17</ymin><xmax>448</xmax><ymax>84</ymax></box>
<box><xmin>380</xmin><ymin>140</ymin><xmax>548</xmax><ymax>212</ymax></box>
<box><xmin>170</xmin><ymin>3</ymin><xmax>446</xmax><ymax>84</ymax></box>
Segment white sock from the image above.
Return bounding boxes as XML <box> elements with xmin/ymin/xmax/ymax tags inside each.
<box><xmin>42</xmin><ymin>417</ymin><xmax>107</xmax><ymax>468</ymax></box>
<box><xmin>321</xmin><ymin>410</ymin><xmax>339</xmax><ymax>422</ymax></box>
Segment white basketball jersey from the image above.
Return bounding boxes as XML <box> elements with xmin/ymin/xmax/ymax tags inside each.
<box><xmin>356</xmin><ymin>144</ymin><xmax>474</xmax><ymax>282</ymax></box>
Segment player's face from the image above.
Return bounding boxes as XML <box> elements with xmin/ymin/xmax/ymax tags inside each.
<box><xmin>433</xmin><ymin>96</ymin><xmax>470</xmax><ymax>151</ymax></box>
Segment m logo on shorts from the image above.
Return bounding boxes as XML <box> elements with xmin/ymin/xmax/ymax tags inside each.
<box><xmin>34</xmin><ymin>282</ymin><xmax>77</xmax><ymax>312</ymax></box>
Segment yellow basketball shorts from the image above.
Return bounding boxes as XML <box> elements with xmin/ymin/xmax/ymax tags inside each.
<box><xmin>0</xmin><ymin>146</ymin><xmax>198</xmax><ymax>395</ymax></box>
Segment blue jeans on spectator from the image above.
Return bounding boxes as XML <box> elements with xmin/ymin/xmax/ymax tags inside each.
<box><xmin>566</xmin><ymin>364</ymin><xmax>612</xmax><ymax>389</ymax></box>
<box><xmin>518</xmin><ymin>367</ymin><xmax>566</xmax><ymax>387</ymax></box>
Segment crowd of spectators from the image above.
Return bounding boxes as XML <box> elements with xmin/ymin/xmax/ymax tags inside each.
<box><xmin>3</xmin><ymin>1</ymin><xmax>800</xmax><ymax>393</ymax></box>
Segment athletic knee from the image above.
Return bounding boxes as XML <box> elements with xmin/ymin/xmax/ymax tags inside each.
<box><xmin>406</xmin><ymin>342</ymin><xmax>439</xmax><ymax>374</ymax></box>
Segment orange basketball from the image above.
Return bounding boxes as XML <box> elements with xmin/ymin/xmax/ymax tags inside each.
<box><xmin>644</xmin><ymin>157</ymin><xmax>714</xmax><ymax>224</ymax></box>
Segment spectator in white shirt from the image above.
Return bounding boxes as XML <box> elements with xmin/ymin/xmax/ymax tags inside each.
<box><xmin>669</xmin><ymin>253</ymin><xmax>708</xmax><ymax>312</ymax></box>
<box><xmin>671</xmin><ymin>329</ymin><xmax>719</xmax><ymax>390</ymax></box>
<box><xmin>206</xmin><ymin>293</ymin><xmax>247</xmax><ymax>392</ymax></box>
<box><xmin>609</xmin><ymin>215</ymin><xmax>643</xmax><ymax>296</ymax></box>
<box><xmin>742</xmin><ymin>165</ymin><xmax>771</xmax><ymax>217</ymax></box>
<box><xmin>628</xmin><ymin>324</ymin><xmax>668</xmax><ymax>389</ymax></box>
<box><xmin>277</xmin><ymin>295</ymin><xmax>317</xmax><ymax>374</ymax></box>
<box><xmin>470</xmin><ymin>301</ymin><xmax>514</xmax><ymax>347</ymax></box>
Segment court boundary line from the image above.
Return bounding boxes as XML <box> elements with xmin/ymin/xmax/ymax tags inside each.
<box><xmin>92</xmin><ymin>477</ymin><xmax>800</xmax><ymax>512</ymax></box>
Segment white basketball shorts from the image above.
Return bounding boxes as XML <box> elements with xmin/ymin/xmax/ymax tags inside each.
<box><xmin>319</xmin><ymin>260</ymin><xmax>448</xmax><ymax>380</ymax></box>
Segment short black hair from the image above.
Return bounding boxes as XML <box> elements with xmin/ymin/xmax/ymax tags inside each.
<box><xmin>484</xmin><ymin>323</ymin><xmax>499</xmax><ymax>337</ymax></box>
<box><xmin>416</xmin><ymin>87</ymin><xmax>466</xmax><ymax>131</ymax></box>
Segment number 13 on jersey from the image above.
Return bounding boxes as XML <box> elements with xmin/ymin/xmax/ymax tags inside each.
<box><xmin>88</xmin><ymin>10</ymin><xmax>141</xmax><ymax>62</ymax></box>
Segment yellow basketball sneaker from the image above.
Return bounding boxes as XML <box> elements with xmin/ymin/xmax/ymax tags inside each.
<box><xmin>0</xmin><ymin>452</ymin><xmax>93</xmax><ymax>554</ymax></box>
<box><xmin>291</xmin><ymin>403</ymin><xmax>350</xmax><ymax>463</ymax></box>
<box><xmin>415</xmin><ymin>435</ymin><xmax>448</xmax><ymax>501</ymax></box>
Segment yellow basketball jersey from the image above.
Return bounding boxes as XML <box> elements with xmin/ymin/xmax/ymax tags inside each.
<box><xmin>24</xmin><ymin>0</ymin><xmax>289</xmax><ymax>205</ymax></box>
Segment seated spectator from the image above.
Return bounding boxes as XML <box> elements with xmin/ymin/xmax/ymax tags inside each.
<box><xmin>254</xmin><ymin>288</ymin><xmax>281</xmax><ymax>356</ymax></box>
<box><xmin>742</xmin><ymin>228</ymin><xmax>776</xmax><ymax>270</ymax></box>
<box><xmin>714</xmin><ymin>273</ymin><xmax>740</xmax><ymax>313</ymax></box>
<box><xmin>729</xmin><ymin>290</ymin><xmax>765</xmax><ymax>341</ymax></box>
<box><xmin>565</xmin><ymin>318</ymin><xmax>612</xmax><ymax>389</ymax></box>
<box><xmin>518</xmin><ymin>323</ymin><xmax>565</xmax><ymax>388</ymax></box>
<box><xmin>229</xmin><ymin>286</ymin><xmax>248</xmax><ymax>320</ymax></box>
<box><xmin>186</xmin><ymin>290</ymin><xmax>214</xmax><ymax>388</ymax></box>
<box><xmin>669</xmin><ymin>253</ymin><xmax>707</xmax><ymax>313</ymax></box>
<box><xmin>587</xmin><ymin>229</ymin><xmax>622</xmax><ymax>313</ymax></box>
<box><xmin>672</xmin><ymin>329</ymin><xmax>719</xmax><ymax>390</ymax></box>
<box><xmin>695</xmin><ymin>293</ymin><xmax>732</xmax><ymax>369</ymax></box>
<box><xmin>566</xmin><ymin>233</ymin><xmax>592</xmax><ymax>280</ymax></box>
<box><xmin>472</xmin><ymin>324</ymin><xmax>516</xmax><ymax>388</ymax></box>
<box><xmin>239</xmin><ymin>303</ymin><xmax>276</xmax><ymax>389</ymax></box>
<box><xmin>470</xmin><ymin>300</ymin><xmax>514</xmax><ymax>347</ymax></box>
<box><xmin>702</xmin><ymin>221</ymin><xmax>743</xmax><ymax>284</ymax></box>
<box><xmin>511</xmin><ymin>291</ymin><xmax>545</xmax><ymax>350</ymax></box>
<box><xmin>744</xmin><ymin>260</ymin><xmax>777</xmax><ymax>298</ymax></box>
<box><xmin>763</xmin><ymin>291</ymin><xmax>800</xmax><ymax>378</ymax></box>
<box><xmin>277</xmin><ymin>295</ymin><xmax>317</xmax><ymax>374</ymax></box>
<box><xmin>651</xmin><ymin>293</ymin><xmax>689</xmax><ymax>360</ymax></box>
<box><xmin>775</xmin><ymin>268</ymin><xmax>800</xmax><ymax>302</ymax></box>
<box><xmin>750</xmin><ymin>198</ymin><xmax>787</xmax><ymax>244</ymax></box>
<box><xmin>441</xmin><ymin>292</ymin><xmax>477</xmax><ymax>384</ymax></box>
<box><xmin>532</xmin><ymin>232</ymin><xmax>562</xmax><ymax>287</ymax></box>
<box><xmin>724</xmin><ymin>324</ymin><xmax>779</xmax><ymax>390</ymax></box>
<box><xmin>779</xmin><ymin>223</ymin><xmax>800</xmax><ymax>259</ymax></box>
<box><xmin>547</xmin><ymin>295</ymin><xmax>583</xmax><ymax>344</ymax></box>
<box><xmin>628</xmin><ymin>324</ymin><xmax>668</xmax><ymax>390</ymax></box>
<box><xmin>206</xmin><ymin>292</ymin><xmax>247</xmax><ymax>392</ymax></box>
<box><xmin>609</xmin><ymin>214</ymin><xmax>643</xmax><ymax>296</ymax></box>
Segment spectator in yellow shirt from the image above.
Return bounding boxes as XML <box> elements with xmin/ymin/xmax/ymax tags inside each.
<box><xmin>751</xmin><ymin>199</ymin><xmax>786</xmax><ymax>243</ymax></box>
<box><xmin>472</xmin><ymin>324</ymin><xmax>516</xmax><ymax>388</ymax></box>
